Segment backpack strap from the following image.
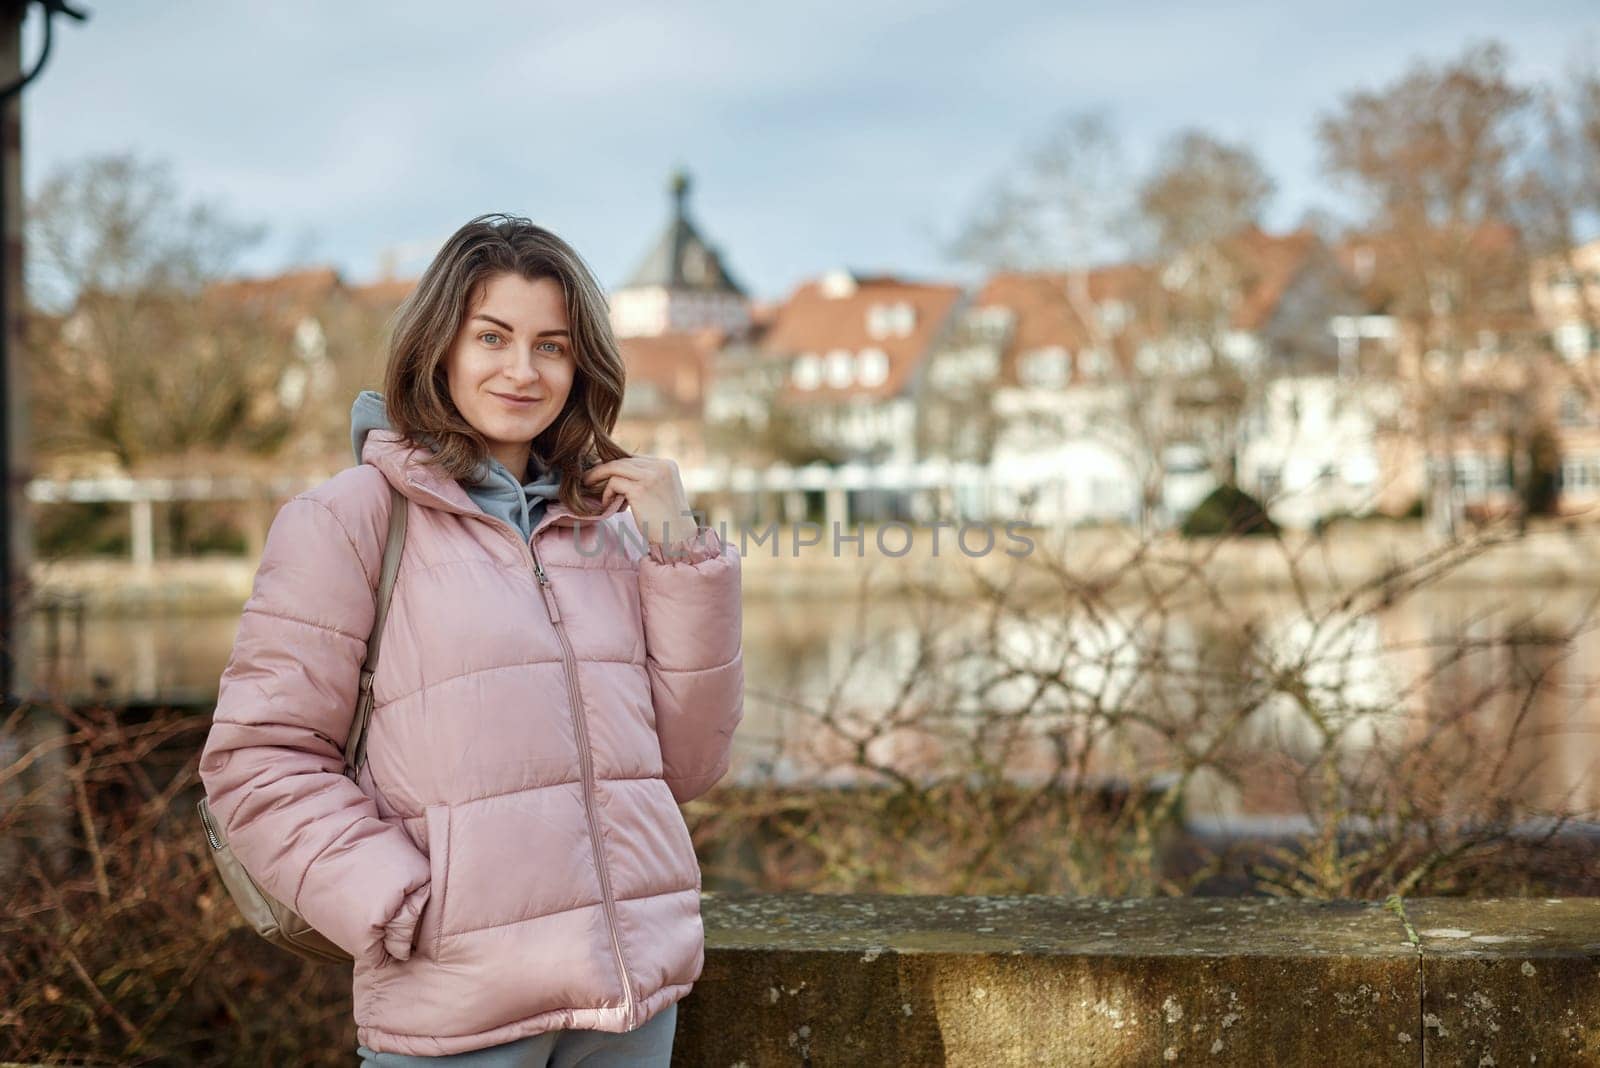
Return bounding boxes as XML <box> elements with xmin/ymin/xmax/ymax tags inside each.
<box><xmin>344</xmin><ymin>480</ymin><xmax>408</xmax><ymax>780</ymax></box>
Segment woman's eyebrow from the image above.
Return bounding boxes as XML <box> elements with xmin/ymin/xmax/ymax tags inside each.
<box><xmin>472</xmin><ymin>314</ymin><xmax>569</xmax><ymax>338</ymax></box>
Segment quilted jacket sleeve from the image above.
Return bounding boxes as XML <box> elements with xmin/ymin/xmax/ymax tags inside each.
<box><xmin>197</xmin><ymin>493</ymin><xmax>431</xmax><ymax>968</ymax></box>
<box><xmin>637</xmin><ymin>524</ymin><xmax>744</xmax><ymax>804</ymax></box>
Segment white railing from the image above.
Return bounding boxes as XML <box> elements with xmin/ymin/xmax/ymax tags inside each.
<box><xmin>25</xmin><ymin>458</ymin><xmax>1141</xmax><ymax>569</ymax></box>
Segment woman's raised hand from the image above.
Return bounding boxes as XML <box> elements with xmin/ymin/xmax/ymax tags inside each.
<box><xmin>582</xmin><ymin>456</ymin><xmax>698</xmax><ymax>548</ymax></box>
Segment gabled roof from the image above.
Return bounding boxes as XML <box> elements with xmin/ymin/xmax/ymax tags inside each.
<box><xmin>1220</xmin><ymin>225</ymin><xmax>1321</xmax><ymax>331</ymax></box>
<box><xmin>622</xmin><ymin>170</ymin><xmax>746</xmax><ymax>296</ymax></box>
<box><xmin>1333</xmin><ymin>220</ymin><xmax>1529</xmax><ymax>320</ymax></box>
<box><xmin>349</xmin><ymin>277</ymin><xmax>418</xmax><ymax>309</ymax></box>
<box><xmin>977</xmin><ymin>265</ymin><xmax>1151</xmax><ymax>343</ymax></box>
<box><xmin>201</xmin><ymin>265</ymin><xmax>423</xmax><ymax>325</ymax></box>
<box><xmin>974</xmin><ymin>264</ymin><xmax>1155</xmax><ymax>385</ymax></box>
<box><xmin>761</xmin><ymin>273</ymin><xmax>964</xmax><ymax>401</ymax></box>
<box><xmin>202</xmin><ymin>265</ymin><xmax>346</xmax><ymax>318</ymax></box>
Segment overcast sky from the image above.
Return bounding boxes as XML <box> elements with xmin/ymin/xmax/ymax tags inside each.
<box><xmin>22</xmin><ymin>1</ymin><xmax>1600</xmax><ymax>301</ymax></box>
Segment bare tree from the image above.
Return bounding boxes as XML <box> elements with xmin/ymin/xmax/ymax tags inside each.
<box><xmin>1132</xmin><ymin>129</ymin><xmax>1281</xmax><ymax>490</ymax></box>
<box><xmin>1318</xmin><ymin>41</ymin><xmax>1542</xmax><ymax>537</ymax></box>
<box><xmin>944</xmin><ymin>115</ymin><xmax>1314</xmax><ymax>530</ymax></box>
<box><xmin>943</xmin><ymin>112</ymin><xmax>1173</xmax><ymax>529</ymax></box>
<box><xmin>1519</xmin><ymin>54</ymin><xmax>1600</xmax><ymax>421</ymax></box>
<box><xmin>1138</xmin><ymin>131</ymin><xmax>1275</xmax><ymax>254</ymax></box>
<box><xmin>26</xmin><ymin>153</ymin><xmax>310</xmax><ymax>472</ymax></box>
<box><xmin>948</xmin><ymin>108</ymin><xmax>1133</xmax><ymax>272</ymax></box>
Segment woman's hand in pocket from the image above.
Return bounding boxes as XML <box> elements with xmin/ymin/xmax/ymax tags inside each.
<box><xmin>381</xmin><ymin>879</ymin><xmax>433</xmax><ymax>963</ymax></box>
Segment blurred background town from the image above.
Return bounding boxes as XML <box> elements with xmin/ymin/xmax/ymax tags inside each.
<box><xmin>30</xmin><ymin>42</ymin><xmax>1600</xmax><ymax>545</ymax></box>
<box><xmin>13</xmin><ymin>0</ymin><xmax>1600</xmax><ymax>901</ymax></box>
<box><xmin>11</xmin><ymin>4</ymin><xmax>1600</xmax><ymax>1058</ymax></box>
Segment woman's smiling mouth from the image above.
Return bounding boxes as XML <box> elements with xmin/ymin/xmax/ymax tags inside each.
<box><xmin>491</xmin><ymin>391</ymin><xmax>541</xmax><ymax>408</ymax></box>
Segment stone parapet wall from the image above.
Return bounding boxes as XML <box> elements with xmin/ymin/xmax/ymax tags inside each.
<box><xmin>677</xmin><ymin>893</ymin><xmax>1600</xmax><ymax>1066</ymax></box>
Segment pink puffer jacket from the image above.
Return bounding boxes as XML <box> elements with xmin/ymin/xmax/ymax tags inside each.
<box><xmin>197</xmin><ymin>429</ymin><xmax>743</xmax><ymax>1055</ymax></box>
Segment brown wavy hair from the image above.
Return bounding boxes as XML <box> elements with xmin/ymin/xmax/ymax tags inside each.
<box><xmin>382</xmin><ymin>213</ymin><xmax>630</xmax><ymax>517</ymax></box>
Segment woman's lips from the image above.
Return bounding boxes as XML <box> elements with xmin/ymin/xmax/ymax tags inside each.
<box><xmin>492</xmin><ymin>392</ymin><xmax>541</xmax><ymax>408</ymax></box>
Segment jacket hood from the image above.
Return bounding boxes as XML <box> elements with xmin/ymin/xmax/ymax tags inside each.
<box><xmin>350</xmin><ymin>389</ymin><xmax>565</xmax><ymax>540</ymax></box>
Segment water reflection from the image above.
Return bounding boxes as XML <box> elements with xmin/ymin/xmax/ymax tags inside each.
<box><xmin>26</xmin><ymin>588</ymin><xmax>1600</xmax><ymax>822</ymax></box>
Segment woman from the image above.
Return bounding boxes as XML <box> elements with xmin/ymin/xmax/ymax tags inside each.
<box><xmin>197</xmin><ymin>214</ymin><xmax>743</xmax><ymax>1065</ymax></box>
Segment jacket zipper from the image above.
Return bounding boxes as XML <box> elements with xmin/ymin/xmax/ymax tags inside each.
<box><xmin>527</xmin><ymin>541</ymin><xmax>637</xmax><ymax>1026</ymax></box>
<box><xmin>198</xmin><ymin>799</ymin><xmax>224</xmax><ymax>851</ymax></box>
<box><xmin>399</xmin><ymin>484</ymin><xmax>636</xmax><ymax>1023</ymax></box>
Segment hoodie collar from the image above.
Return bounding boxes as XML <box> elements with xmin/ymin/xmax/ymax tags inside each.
<box><xmin>350</xmin><ymin>390</ymin><xmax>621</xmax><ymax>541</ymax></box>
<box><xmin>360</xmin><ymin>427</ymin><xmax>623</xmax><ymax>540</ymax></box>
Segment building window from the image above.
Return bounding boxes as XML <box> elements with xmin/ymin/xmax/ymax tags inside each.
<box><xmin>1554</xmin><ymin>322</ymin><xmax>1593</xmax><ymax>361</ymax></box>
<box><xmin>1097</xmin><ymin>300</ymin><xmax>1129</xmax><ymax>334</ymax></box>
<box><xmin>969</xmin><ymin>306</ymin><xmax>1013</xmax><ymax>339</ymax></box>
<box><xmin>1018</xmin><ymin>346</ymin><xmax>1070</xmax><ymax>388</ymax></box>
<box><xmin>793</xmin><ymin>352</ymin><xmax>822</xmax><ymax>390</ymax></box>
<box><xmin>825</xmin><ymin>348</ymin><xmax>854</xmax><ymax>388</ymax></box>
<box><xmin>867</xmin><ymin>304</ymin><xmax>892</xmax><ymax>339</ymax></box>
<box><xmin>857</xmin><ymin>347</ymin><xmax>889</xmax><ymax>387</ymax></box>
<box><xmin>1079</xmin><ymin>346</ymin><xmax>1111</xmax><ymax>377</ymax></box>
<box><xmin>870</xmin><ymin>301</ymin><xmax>917</xmax><ymax>339</ymax></box>
<box><xmin>1133</xmin><ymin>343</ymin><xmax>1162</xmax><ymax>375</ymax></box>
<box><xmin>1222</xmin><ymin>331</ymin><xmax>1258</xmax><ymax>364</ymax></box>
<box><xmin>891</xmin><ymin>301</ymin><xmax>915</xmax><ymax>336</ymax></box>
<box><xmin>1563</xmin><ymin>455</ymin><xmax>1600</xmax><ymax>492</ymax></box>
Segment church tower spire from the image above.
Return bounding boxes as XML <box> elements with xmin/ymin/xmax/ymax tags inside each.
<box><xmin>611</xmin><ymin>169</ymin><xmax>751</xmax><ymax>338</ymax></box>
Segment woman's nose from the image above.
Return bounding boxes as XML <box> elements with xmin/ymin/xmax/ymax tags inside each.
<box><xmin>506</xmin><ymin>347</ymin><xmax>541</xmax><ymax>383</ymax></box>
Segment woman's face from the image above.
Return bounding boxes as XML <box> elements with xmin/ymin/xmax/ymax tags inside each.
<box><xmin>444</xmin><ymin>272</ymin><xmax>577</xmax><ymax>477</ymax></box>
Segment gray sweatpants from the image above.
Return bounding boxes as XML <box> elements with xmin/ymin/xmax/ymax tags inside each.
<box><xmin>355</xmin><ymin>1002</ymin><xmax>676</xmax><ymax>1067</ymax></box>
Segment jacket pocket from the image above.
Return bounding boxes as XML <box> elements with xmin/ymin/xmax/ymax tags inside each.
<box><xmin>419</xmin><ymin>804</ymin><xmax>451</xmax><ymax>959</ymax></box>
<box><xmin>665</xmin><ymin>804</ymin><xmax>703</xmax><ymax>892</ymax></box>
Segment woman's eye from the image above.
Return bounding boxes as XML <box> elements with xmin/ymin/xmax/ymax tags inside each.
<box><xmin>540</xmin><ymin>341</ymin><xmax>564</xmax><ymax>354</ymax></box>
<box><xmin>480</xmin><ymin>332</ymin><xmax>503</xmax><ymax>345</ymax></box>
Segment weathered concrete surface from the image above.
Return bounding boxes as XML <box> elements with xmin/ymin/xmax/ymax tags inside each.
<box><xmin>1408</xmin><ymin>897</ymin><xmax>1600</xmax><ymax>1066</ymax></box>
<box><xmin>677</xmin><ymin>894</ymin><xmax>1419</xmax><ymax>1066</ymax></box>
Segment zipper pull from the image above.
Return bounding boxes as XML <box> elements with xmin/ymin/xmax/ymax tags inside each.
<box><xmin>531</xmin><ymin>553</ymin><xmax>561</xmax><ymax>622</ymax></box>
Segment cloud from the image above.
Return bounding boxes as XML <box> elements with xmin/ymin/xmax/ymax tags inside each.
<box><xmin>22</xmin><ymin>0</ymin><xmax>1600</xmax><ymax>297</ymax></box>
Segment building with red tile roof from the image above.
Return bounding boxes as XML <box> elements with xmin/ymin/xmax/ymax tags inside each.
<box><xmin>740</xmin><ymin>268</ymin><xmax>964</xmax><ymax>468</ymax></box>
<box><xmin>1328</xmin><ymin>220</ymin><xmax>1595</xmax><ymax>524</ymax></box>
<box><xmin>917</xmin><ymin>227</ymin><xmax>1393</xmax><ymax>528</ymax></box>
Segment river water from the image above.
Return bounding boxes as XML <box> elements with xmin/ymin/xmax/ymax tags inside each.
<box><xmin>22</xmin><ymin>583</ymin><xmax>1600</xmax><ymax>826</ymax></box>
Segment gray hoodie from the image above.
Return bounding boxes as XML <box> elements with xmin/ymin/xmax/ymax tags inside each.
<box><xmin>349</xmin><ymin>389</ymin><xmax>564</xmax><ymax>541</ymax></box>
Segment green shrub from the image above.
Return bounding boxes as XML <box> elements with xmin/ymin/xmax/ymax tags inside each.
<box><xmin>1179</xmin><ymin>484</ymin><xmax>1279</xmax><ymax>538</ymax></box>
<box><xmin>33</xmin><ymin>500</ymin><xmax>131</xmax><ymax>558</ymax></box>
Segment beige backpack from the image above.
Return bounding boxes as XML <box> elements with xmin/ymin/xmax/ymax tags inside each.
<box><xmin>195</xmin><ymin>481</ymin><xmax>408</xmax><ymax>964</ymax></box>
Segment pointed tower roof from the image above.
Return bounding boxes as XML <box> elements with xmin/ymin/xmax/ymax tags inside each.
<box><xmin>622</xmin><ymin>170</ymin><xmax>746</xmax><ymax>296</ymax></box>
